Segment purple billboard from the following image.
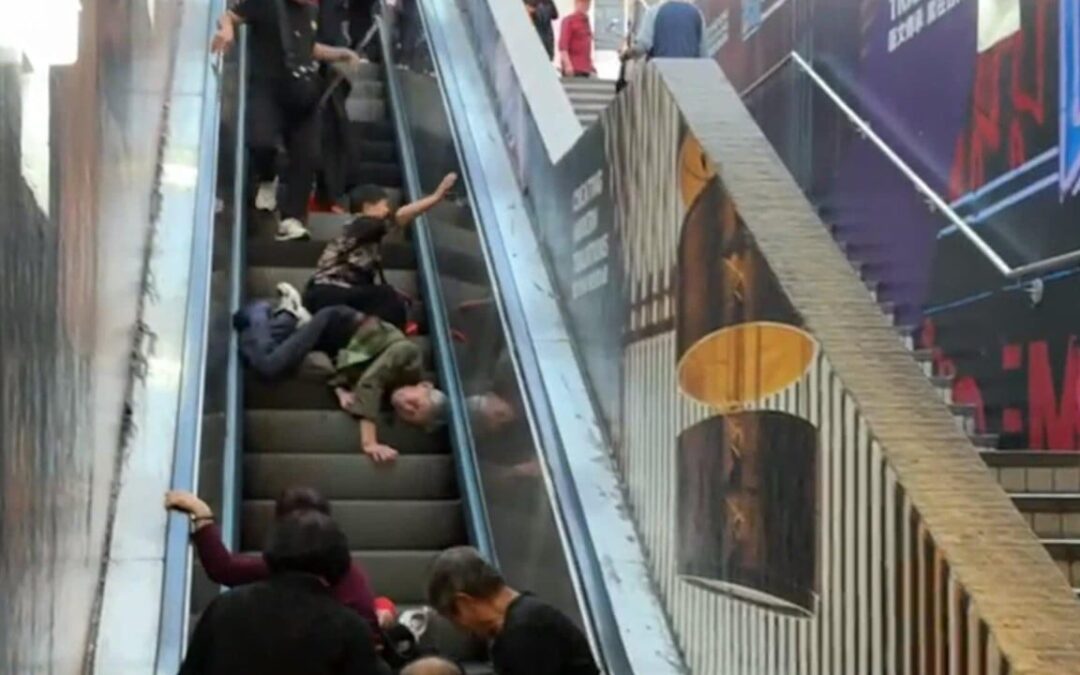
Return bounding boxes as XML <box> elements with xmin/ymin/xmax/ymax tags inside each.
<box><xmin>702</xmin><ymin>0</ymin><xmax>1080</xmax><ymax>450</ymax></box>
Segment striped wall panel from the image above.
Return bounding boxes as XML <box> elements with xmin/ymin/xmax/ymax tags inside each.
<box><xmin>621</xmin><ymin>334</ymin><xmax>1010</xmax><ymax>674</ymax></box>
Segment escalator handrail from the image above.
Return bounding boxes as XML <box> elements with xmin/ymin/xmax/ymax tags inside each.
<box><xmin>154</xmin><ymin>5</ymin><xmax>230</xmax><ymax>672</ymax></box>
<box><xmin>405</xmin><ymin>2</ymin><xmax>633</xmax><ymax>672</ymax></box>
<box><xmin>375</xmin><ymin>4</ymin><xmax>496</xmax><ymax>562</ymax></box>
<box><xmin>220</xmin><ymin>24</ymin><xmax>249</xmax><ymax>558</ymax></box>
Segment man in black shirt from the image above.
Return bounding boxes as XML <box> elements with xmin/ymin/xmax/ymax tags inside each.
<box><xmin>211</xmin><ymin>0</ymin><xmax>362</xmax><ymax>242</ymax></box>
<box><xmin>180</xmin><ymin>510</ymin><xmax>382</xmax><ymax>675</ymax></box>
<box><xmin>426</xmin><ymin>547</ymin><xmax>599</xmax><ymax>675</ymax></box>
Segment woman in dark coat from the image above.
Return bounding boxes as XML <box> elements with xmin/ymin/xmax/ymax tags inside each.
<box><xmin>525</xmin><ymin>0</ymin><xmax>559</xmax><ymax>58</ymax></box>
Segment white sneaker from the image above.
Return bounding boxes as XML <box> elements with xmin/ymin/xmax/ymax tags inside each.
<box><xmin>255</xmin><ymin>181</ymin><xmax>278</xmax><ymax>211</ymax></box>
<box><xmin>275</xmin><ymin>217</ymin><xmax>310</xmax><ymax>242</ymax></box>
<box><xmin>275</xmin><ymin>282</ymin><xmax>312</xmax><ymax>325</ymax></box>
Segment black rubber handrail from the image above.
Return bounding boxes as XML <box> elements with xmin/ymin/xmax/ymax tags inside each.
<box><xmin>375</xmin><ymin>4</ymin><xmax>496</xmax><ymax>561</ymax></box>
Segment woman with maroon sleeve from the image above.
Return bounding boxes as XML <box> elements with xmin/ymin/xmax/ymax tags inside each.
<box><xmin>165</xmin><ymin>487</ymin><xmax>399</xmax><ymax>632</ymax></box>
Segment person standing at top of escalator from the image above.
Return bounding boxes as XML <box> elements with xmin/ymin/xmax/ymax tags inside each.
<box><xmin>211</xmin><ymin>0</ymin><xmax>363</xmax><ymax>242</ymax></box>
<box><xmin>620</xmin><ymin>0</ymin><xmax>709</xmax><ymax>62</ymax></box>
<box><xmin>558</xmin><ymin>0</ymin><xmax>595</xmax><ymax>78</ymax></box>
<box><xmin>524</xmin><ymin>0</ymin><xmax>559</xmax><ymax>60</ymax></box>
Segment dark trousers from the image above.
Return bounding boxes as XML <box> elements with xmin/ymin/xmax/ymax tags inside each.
<box><xmin>248</xmin><ymin>80</ymin><xmax>322</xmax><ymax>221</ymax></box>
<box><xmin>305</xmin><ymin>282</ymin><xmax>408</xmax><ymax>329</ymax></box>
<box><xmin>238</xmin><ymin>302</ymin><xmax>354</xmax><ymax>380</ymax></box>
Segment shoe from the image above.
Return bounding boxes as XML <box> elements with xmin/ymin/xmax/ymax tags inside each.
<box><xmin>276</xmin><ymin>282</ymin><xmax>312</xmax><ymax>325</ymax></box>
<box><xmin>275</xmin><ymin>217</ymin><xmax>311</xmax><ymax>242</ymax></box>
<box><xmin>255</xmin><ymin>181</ymin><xmax>278</xmax><ymax>211</ymax></box>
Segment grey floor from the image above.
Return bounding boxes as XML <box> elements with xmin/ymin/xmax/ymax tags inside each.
<box><xmin>0</xmin><ymin>2</ymin><xmax>182</xmax><ymax>671</ymax></box>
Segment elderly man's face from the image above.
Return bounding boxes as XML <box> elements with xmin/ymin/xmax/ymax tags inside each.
<box><xmin>391</xmin><ymin>382</ymin><xmax>437</xmax><ymax>426</ymax></box>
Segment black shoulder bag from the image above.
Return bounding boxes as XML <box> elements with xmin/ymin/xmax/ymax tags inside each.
<box><xmin>271</xmin><ymin>0</ymin><xmax>324</xmax><ymax>110</ymax></box>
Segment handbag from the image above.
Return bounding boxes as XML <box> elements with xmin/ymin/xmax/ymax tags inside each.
<box><xmin>271</xmin><ymin>0</ymin><xmax>325</xmax><ymax>110</ymax></box>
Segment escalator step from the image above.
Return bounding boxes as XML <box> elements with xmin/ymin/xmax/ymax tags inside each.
<box><xmin>346</xmin><ymin>98</ymin><xmax>387</xmax><ymax>123</ymax></box>
<box><xmin>347</xmin><ymin>79</ymin><xmax>384</xmax><ymax>100</ymax></box>
<box><xmin>356</xmin><ymin>139</ymin><xmax>398</xmax><ymax>164</ymax></box>
<box><xmin>243</xmin><ymin>454</ymin><xmax>456</xmax><ymax>501</ymax></box>
<box><xmin>241</xmin><ymin>499</ymin><xmax>466</xmax><ymax>550</ymax></box>
<box><xmin>349</xmin><ymin>161</ymin><xmax>403</xmax><ymax>188</ymax></box>
<box><xmin>246</xmin><ymin>239</ymin><xmax>417</xmax><ymax>270</ymax></box>
<box><xmin>247</xmin><ymin>265</ymin><xmax>489</xmax><ymax>314</ymax></box>
<box><xmin>246</xmin><ymin>410</ymin><xmax>449</xmax><ymax>455</ymax></box>
<box><xmin>244</xmin><ymin>369</ymin><xmax>438</xmax><ymax>411</ymax></box>
<box><xmin>246</xmin><ymin>266</ymin><xmax>418</xmax><ymax>300</ymax></box>
<box><xmin>350</xmin><ymin>550</ymin><xmax>440</xmax><ymax>604</ymax></box>
<box><xmin>351</xmin><ymin>120</ymin><xmax>396</xmax><ymax>144</ymax></box>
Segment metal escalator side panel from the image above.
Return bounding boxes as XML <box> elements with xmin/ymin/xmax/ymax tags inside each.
<box><xmin>407</xmin><ymin>0</ymin><xmax>685</xmax><ymax>673</ymax></box>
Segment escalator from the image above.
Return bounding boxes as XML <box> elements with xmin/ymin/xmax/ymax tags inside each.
<box><xmin>238</xmin><ymin>58</ymin><xmax>489</xmax><ymax>667</ymax></box>
<box><xmin>155</xmin><ymin>1</ymin><xmax>672</xmax><ymax>673</ymax></box>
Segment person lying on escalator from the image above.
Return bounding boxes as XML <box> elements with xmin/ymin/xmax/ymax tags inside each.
<box><xmin>179</xmin><ymin>510</ymin><xmax>382</xmax><ymax>675</ymax></box>
<box><xmin>329</xmin><ymin>310</ymin><xmax>447</xmax><ymax>463</ymax></box>
<box><xmin>304</xmin><ymin>173</ymin><xmax>459</xmax><ymax>329</ymax></box>
<box><xmin>165</xmin><ymin>487</ymin><xmax>399</xmax><ymax>637</ymax></box>
<box><xmin>232</xmin><ymin>287</ymin><xmax>446</xmax><ymax>463</ymax></box>
<box><xmin>235</xmin><ymin>284</ymin><xmax>354</xmax><ymax>381</ymax></box>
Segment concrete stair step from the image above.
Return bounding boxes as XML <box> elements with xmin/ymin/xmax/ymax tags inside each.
<box><xmin>241</xmin><ymin>499</ymin><xmax>466</xmax><ymax>551</ymax></box>
<box><xmin>246</xmin><ymin>409</ymin><xmax>448</xmax><ymax>455</ymax></box>
<box><xmin>243</xmin><ymin>454</ymin><xmax>456</xmax><ymax>501</ymax></box>
<box><xmin>1041</xmin><ymin>539</ymin><xmax>1080</xmax><ymax>587</ymax></box>
<box><xmin>987</xmin><ymin>453</ymin><xmax>1080</xmax><ymax>494</ymax></box>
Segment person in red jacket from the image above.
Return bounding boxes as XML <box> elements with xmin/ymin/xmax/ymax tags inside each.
<box><xmin>165</xmin><ymin>487</ymin><xmax>398</xmax><ymax>632</ymax></box>
<box><xmin>558</xmin><ymin>0</ymin><xmax>595</xmax><ymax>77</ymax></box>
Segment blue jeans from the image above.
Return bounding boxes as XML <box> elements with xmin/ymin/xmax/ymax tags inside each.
<box><xmin>237</xmin><ymin>302</ymin><xmax>356</xmax><ymax>380</ymax></box>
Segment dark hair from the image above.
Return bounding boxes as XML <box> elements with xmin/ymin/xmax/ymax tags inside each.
<box><xmin>426</xmin><ymin>546</ymin><xmax>505</xmax><ymax>616</ymax></box>
<box><xmin>275</xmin><ymin>486</ymin><xmax>330</xmax><ymax>518</ymax></box>
<box><xmin>349</xmin><ymin>184</ymin><xmax>390</xmax><ymax>212</ymax></box>
<box><xmin>263</xmin><ymin>510</ymin><xmax>351</xmax><ymax>584</ymax></box>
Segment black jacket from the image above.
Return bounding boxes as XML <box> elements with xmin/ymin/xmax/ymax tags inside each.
<box><xmin>179</xmin><ymin>573</ymin><xmax>381</xmax><ymax>675</ymax></box>
<box><xmin>525</xmin><ymin>0</ymin><xmax>559</xmax><ymax>57</ymax></box>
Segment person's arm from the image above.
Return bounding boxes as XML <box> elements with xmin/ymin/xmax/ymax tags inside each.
<box><xmin>211</xmin><ymin>7</ymin><xmax>246</xmax><ymax>54</ymax></box>
<box><xmin>166</xmin><ymin>490</ymin><xmax>270</xmax><ymax>586</ymax></box>
<box><xmin>345</xmin><ymin>341</ymin><xmax>423</xmax><ymax>462</ymax></box>
<box><xmin>313</xmin><ymin>42</ymin><xmax>362</xmax><ymax>65</ymax></box>
<box><xmin>394</xmin><ymin>173</ymin><xmax>458</xmax><ymax>227</ymax></box>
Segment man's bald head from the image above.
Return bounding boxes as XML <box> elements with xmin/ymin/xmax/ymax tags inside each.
<box><xmin>400</xmin><ymin>657</ymin><xmax>464</xmax><ymax>675</ymax></box>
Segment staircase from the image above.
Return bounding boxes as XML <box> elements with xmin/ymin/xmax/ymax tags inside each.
<box><xmin>241</xmin><ymin>60</ymin><xmax>490</xmax><ymax>665</ymax></box>
<box><xmin>834</xmin><ymin>236</ymin><xmax>1080</xmax><ymax>598</ymax></box>
<box><xmin>561</xmin><ymin>77</ymin><xmax>617</xmax><ymax>127</ymax></box>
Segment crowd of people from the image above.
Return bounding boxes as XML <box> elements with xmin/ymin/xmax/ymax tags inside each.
<box><xmin>167</xmin><ymin>1</ymin><xmax>598</xmax><ymax>673</ymax></box>
<box><xmin>524</xmin><ymin>0</ymin><xmax>709</xmax><ymax>81</ymax></box>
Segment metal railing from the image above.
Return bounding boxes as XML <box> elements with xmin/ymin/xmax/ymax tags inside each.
<box><xmin>767</xmin><ymin>51</ymin><xmax>1080</xmax><ymax>282</ymax></box>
